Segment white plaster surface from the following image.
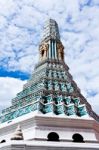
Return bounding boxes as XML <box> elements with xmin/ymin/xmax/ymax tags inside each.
<box><xmin>0</xmin><ymin>112</ymin><xmax>99</xmax><ymax>143</ymax></box>
<box><xmin>0</xmin><ymin>140</ymin><xmax>99</xmax><ymax>150</ymax></box>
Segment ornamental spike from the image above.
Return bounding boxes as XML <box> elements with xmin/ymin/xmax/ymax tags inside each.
<box><xmin>11</xmin><ymin>125</ymin><xmax>24</xmax><ymax>140</ymax></box>
<box><xmin>41</xmin><ymin>18</ymin><xmax>60</xmax><ymax>42</ymax></box>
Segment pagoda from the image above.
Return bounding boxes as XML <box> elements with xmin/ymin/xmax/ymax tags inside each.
<box><xmin>0</xmin><ymin>19</ymin><xmax>99</xmax><ymax>150</ymax></box>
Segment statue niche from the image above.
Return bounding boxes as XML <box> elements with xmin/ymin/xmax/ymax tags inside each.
<box><xmin>57</xmin><ymin>42</ymin><xmax>64</xmax><ymax>61</ymax></box>
<box><xmin>39</xmin><ymin>42</ymin><xmax>49</xmax><ymax>61</ymax></box>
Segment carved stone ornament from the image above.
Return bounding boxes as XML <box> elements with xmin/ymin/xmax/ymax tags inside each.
<box><xmin>39</xmin><ymin>42</ymin><xmax>49</xmax><ymax>53</ymax></box>
<box><xmin>57</xmin><ymin>42</ymin><xmax>64</xmax><ymax>53</ymax></box>
<box><xmin>57</xmin><ymin>42</ymin><xmax>64</xmax><ymax>60</ymax></box>
<box><xmin>39</xmin><ymin>42</ymin><xmax>49</xmax><ymax>60</ymax></box>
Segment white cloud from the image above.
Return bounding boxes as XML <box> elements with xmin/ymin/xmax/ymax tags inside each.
<box><xmin>88</xmin><ymin>93</ymin><xmax>99</xmax><ymax>114</ymax></box>
<box><xmin>0</xmin><ymin>0</ymin><xmax>18</xmax><ymax>16</ymax></box>
<box><xmin>0</xmin><ymin>77</ymin><xmax>26</xmax><ymax>111</ymax></box>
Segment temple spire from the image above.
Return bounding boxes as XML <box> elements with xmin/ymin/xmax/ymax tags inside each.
<box><xmin>41</xmin><ymin>19</ymin><xmax>60</xmax><ymax>42</ymax></box>
<box><xmin>39</xmin><ymin>19</ymin><xmax>64</xmax><ymax>62</ymax></box>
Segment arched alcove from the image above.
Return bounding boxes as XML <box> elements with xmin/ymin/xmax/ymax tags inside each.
<box><xmin>72</xmin><ymin>133</ymin><xmax>84</xmax><ymax>143</ymax></box>
<box><xmin>41</xmin><ymin>50</ymin><xmax>45</xmax><ymax>57</ymax></box>
<box><xmin>47</xmin><ymin>132</ymin><xmax>59</xmax><ymax>141</ymax></box>
<box><xmin>0</xmin><ymin>140</ymin><xmax>6</xmax><ymax>143</ymax></box>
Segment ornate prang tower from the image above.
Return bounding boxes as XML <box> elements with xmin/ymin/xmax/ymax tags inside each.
<box><xmin>0</xmin><ymin>19</ymin><xmax>99</xmax><ymax>150</ymax></box>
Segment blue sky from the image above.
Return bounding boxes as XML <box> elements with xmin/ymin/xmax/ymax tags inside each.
<box><xmin>0</xmin><ymin>0</ymin><xmax>99</xmax><ymax>115</ymax></box>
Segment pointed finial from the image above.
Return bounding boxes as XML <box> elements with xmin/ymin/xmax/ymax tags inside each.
<box><xmin>11</xmin><ymin>125</ymin><xmax>24</xmax><ymax>140</ymax></box>
<box><xmin>41</xmin><ymin>18</ymin><xmax>60</xmax><ymax>42</ymax></box>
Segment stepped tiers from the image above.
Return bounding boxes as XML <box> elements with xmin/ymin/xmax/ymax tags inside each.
<box><xmin>0</xmin><ymin>19</ymin><xmax>99</xmax><ymax>150</ymax></box>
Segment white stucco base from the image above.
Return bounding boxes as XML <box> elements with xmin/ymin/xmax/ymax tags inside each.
<box><xmin>0</xmin><ymin>140</ymin><xmax>99</xmax><ymax>150</ymax></box>
<box><xmin>0</xmin><ymin>112</ymin><xmax>99</xmax><ymax>143</ymax></box>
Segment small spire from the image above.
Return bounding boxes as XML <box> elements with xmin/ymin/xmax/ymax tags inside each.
<box><xmin>11</xmin><ymin>125</ymin><xmax>24</xmax><ymax>140</ymax></box>
<box><xmin>39</xmin><ymin>18</ymin><xmax>64</xmax><ymax>62</ymax></box>
<box><xmin>41</xmin><ymin>18</ymin><xmax>60</xmax><ymax>42</ymax></box>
